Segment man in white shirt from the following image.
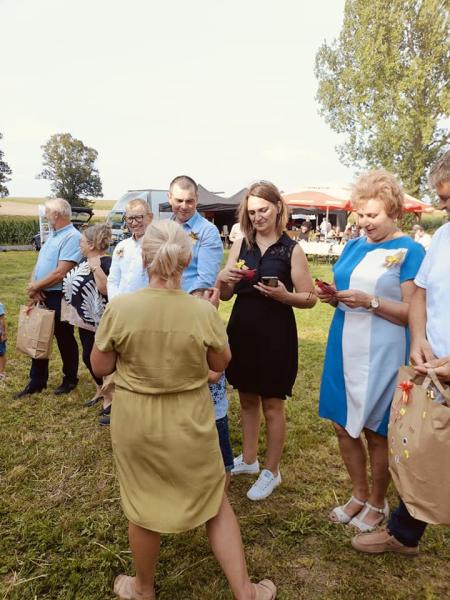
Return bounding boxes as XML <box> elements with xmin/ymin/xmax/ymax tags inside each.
<box><xmin>107</xmin><ymin>200</ymin><xmax>153</xmax><ymax>300</ymax></box>
<box><xmin>352</xmin><ymin>150</ymin><xmax>450</xmax><ymax>556</ymax></box>
<box><xmin>103</xmin><ymin>199</ymin><xmax>152</xmax><ymax>426</ymax></box>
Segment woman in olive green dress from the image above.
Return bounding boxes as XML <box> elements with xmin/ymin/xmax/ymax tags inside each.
<box><xmin>92</xmin><ymin>220</ymin><xmax>276</xmax><ymax>600</ymax></box>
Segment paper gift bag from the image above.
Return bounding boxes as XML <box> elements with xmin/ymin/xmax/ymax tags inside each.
<box><xmin>16</xmin><ymin>304</ymin><xmax>55</xmax><ymax>359</ymax></box>
<box><xmin>388</xmin><ymin>365</ymin><xmax>450</xmax><ymax>525</ymax></box>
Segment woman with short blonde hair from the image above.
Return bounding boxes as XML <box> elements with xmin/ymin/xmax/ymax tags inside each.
<box><xmin>351</xmin><ymin>169</ymin><xmax>404</xmax><ymax>219</ymax></box>
<box><xmin>92</xmin><ymin>220</ymin><xmax>276</xmax><ymax>600</ymax></box>
<box><xmin>317</xmin><ymin>169</ymin><xmax>425</xmax><ymax>533</ymax></box>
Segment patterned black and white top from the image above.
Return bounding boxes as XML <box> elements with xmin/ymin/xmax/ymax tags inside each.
<box><xmin>62</xmin><ymin>257</ymin><xmax>111</xmax><ymax>330</ymax></box>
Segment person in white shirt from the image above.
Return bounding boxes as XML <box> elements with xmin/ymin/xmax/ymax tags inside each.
<box><xmin>107</xmin><ymin>200</ymin><xmax>153</xmax><ymax>300</ymax></box>
<box><xmin>229</xmin><ymin>222</ymin><xmax>243</xmax><ymax>243</ymax></box>
<box><xmin>103</xmin><ymin>200</ymin><xmax>152</xmax><ymax>426</ymax></box>
<box><xmin>319</xmin><ymin>218</ymin><xmax>331</xmax><ymax>237</ymax></box>
<box><xmin>412</xmin><ymin>224</ymin><xmax>432</xmax><ymax>250</ymax></box>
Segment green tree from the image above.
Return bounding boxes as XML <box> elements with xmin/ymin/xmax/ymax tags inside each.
<box><xmin>0</xmin><ymin>132</ymin><xmax>12</xmax><ymax>198</ymax></box>
<box><xmin>37</xmin><ymin>133</ymin><xmax>103</xmax><ymax>206</ymax></box>
<box><xmin>315</xmin><ymin>0</ymin><xmax>450</xmax><ymax>197</ymax></box>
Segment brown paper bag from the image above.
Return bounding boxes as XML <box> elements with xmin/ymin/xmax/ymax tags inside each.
<box><xmin>388</xmin><ymin>365</ymin><xmax>450</xmax><ymax>524</ymax></box>
<box><xmin>16</xmin><ymin>304</ymin><xmax>55</xmax><ymax>359</ymax></box>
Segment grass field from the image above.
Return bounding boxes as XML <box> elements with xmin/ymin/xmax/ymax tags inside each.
<box><xmin>0</xmin><ymin>252</ymin><xmax>449</xmax><ymax>600</ymax></box>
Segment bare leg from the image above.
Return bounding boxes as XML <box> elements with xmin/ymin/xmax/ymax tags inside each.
<box><xmin>333</xmin><ymin>423</ymin><xmax>369</xmax><ymax>517</ymax></box>
<box><xmin>127</xmin><ymin>522</ymin><xmax>160</xmax><ymax>597</ymax></box>
<box><xmin>363</xmin><ymin>428</ymin><xmax>391</xmax><ymax>526</ymax></box>
<box><xmin>261</xmin><ymin>398</ymin><xmax>285</xmax><ymax>475</ymax></box>
<box><xmin>239</xmin><ymin>391</ymin><xmax>262</xmax><ymax>464</ymax></box>
<box><xmin>206</xmin><ymin>495</ymin><xmax>254</xmax><ymax>600</ymax></box>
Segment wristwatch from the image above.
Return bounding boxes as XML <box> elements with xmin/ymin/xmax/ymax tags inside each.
<box><xmin>368</xmin><ymin>296</ymin><xmax>380</xmax><ymax>311</ymax></box>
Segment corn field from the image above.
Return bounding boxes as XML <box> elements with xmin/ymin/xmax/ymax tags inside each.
<box><xmin>0</xmin><ymin>217</ymin><xmax>39</xmax><ymax>244</ymax></box>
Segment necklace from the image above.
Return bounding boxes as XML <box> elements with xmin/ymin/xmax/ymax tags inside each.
<box><xmin>256</xmin><ymin>237</ymin><xmax>276</xmax><ymax>250</ymax></box>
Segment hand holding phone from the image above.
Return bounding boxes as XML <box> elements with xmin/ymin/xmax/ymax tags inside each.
<box><xmin>261</xmin><ymin>276</ymin><xmax>279</xmax><ymax>287</ymax></box>
<box><xmin>315</xmin><ymin>278</ymin><xmax>336</xmax><ymax>296</ymax></box>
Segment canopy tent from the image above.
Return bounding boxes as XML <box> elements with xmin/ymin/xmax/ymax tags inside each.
<box><xmin>159</xmin><ymin>184</ymin><xmax>247</xmax><ymax>212</ymax></box>
<box><xmin>283</xmin><ymin>189</ymin><xmax>352</xmax><ymax>223</ymax></box>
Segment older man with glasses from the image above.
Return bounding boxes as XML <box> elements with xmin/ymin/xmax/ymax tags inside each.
<box><xmin>107</xmin><ymin>199</ymin><xmax>153</xmax><ymax>300</ymax></box>
<box><xmin>102</xmin><ymin>200</ymin><xmax>153</xmax><ymax>426</ymax></box>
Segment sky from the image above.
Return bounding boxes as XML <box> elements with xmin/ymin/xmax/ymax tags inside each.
<box><xmin>1</xmin><ymin>0</ymin><xmax>354</xmax><ymax>199</ymax></box>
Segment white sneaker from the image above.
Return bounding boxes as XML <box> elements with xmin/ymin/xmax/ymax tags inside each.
<box><xmin>246</xmin><ymin>469</ymin><xmax>281</xmax><ymax>501</ymax></box>
<box><xmin>231</xmin><ymin>454</ymin><xmax>260</xmax><ymax>476</ymax></box>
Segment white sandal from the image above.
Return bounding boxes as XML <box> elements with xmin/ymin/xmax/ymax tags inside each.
<box><xmin>349</xmin><ymin>499</ymin><xmax>390</xmax><ymax>533</ymax></box>
<box><xmin>329</xmin><ymin>496</ymin><xmax>366</xmax><ymax>524</ymax></box>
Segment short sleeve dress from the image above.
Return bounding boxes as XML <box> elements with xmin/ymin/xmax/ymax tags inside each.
<box><xmin>226</xmin><ymin>233</ymin><xmax>298</xmax><ymax>399</ymax></box>
<box><xmin>95</xmin><ymin>288</ymin><xmax>228</xmax><ymax>533</ymax></box>
<box><xmin>319</xmin><ymin>236</ymin><xmax>425</xmax><ymax>438</ymax></box>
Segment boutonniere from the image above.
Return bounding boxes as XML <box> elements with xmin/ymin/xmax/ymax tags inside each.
<box><xmin>115</xmin><ymin>247</ymin><xmax>124</xmax><ymax>258</ymax></box>
<box><xmin>383</xmin><ymin>251</ymin><xmax>405</xmax><ymax>269</ymax></box>
<box><xmin>189</xmin><ymin>231</ymin><xmax>200</xmax><ymax>244</ymax></box>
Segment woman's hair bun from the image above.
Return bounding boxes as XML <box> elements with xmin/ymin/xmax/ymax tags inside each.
<box><xmin>142</xmin><ymin>220</ymin><xmax>192</xmax><ymax>285</ymax></box>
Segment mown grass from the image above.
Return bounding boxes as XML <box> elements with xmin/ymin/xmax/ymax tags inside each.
<box><xmin>0</xmin><ymin>252</ymin><xmax>449</xmax><ymax>600</ymax></box>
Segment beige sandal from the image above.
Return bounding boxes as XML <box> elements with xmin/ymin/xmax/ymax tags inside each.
<box><xmin>253</xmin><ymin>579</ymin><xmax>277</xmax><ymax>599</ymax></box>
<box><xmin>113</xmin><ymin>575</ymin><xmax>155</xmax><ymax>600</ymax></box>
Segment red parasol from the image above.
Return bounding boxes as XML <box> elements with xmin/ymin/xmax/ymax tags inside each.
<box><xmin>283</xmin><ymin>188</ymin><xmax>433</xmax><ymax>214</ymax></box>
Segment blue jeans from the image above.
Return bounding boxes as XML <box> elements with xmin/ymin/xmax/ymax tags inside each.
<box><xmin>215</xmin><ymin>415</ymin><xmax>234</xmax><ymax>472</ymax></box>
<box><xmin>29</xmin><ymin>291</ymin><xmax>79</xmax><ymax>387</ymax></box>
<box><xmin>388</xmin><ymin>499</ymin><xmax>427</xmax><ymax>547</ymax></box>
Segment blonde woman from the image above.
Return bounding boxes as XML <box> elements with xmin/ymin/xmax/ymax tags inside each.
<box><xmin>92</xmin><ymin>220</ymin><xmax>276</xmax><ymax>600</ymax></box>
<box><xmin>217</xmin><ymin>181</ymin><xmax>316</xmax><ymax>501</ymax></box>
<box><xmin>317</xmin><ymin>170</ymin><xmax>425</xmax><ymax>532</ymax></box>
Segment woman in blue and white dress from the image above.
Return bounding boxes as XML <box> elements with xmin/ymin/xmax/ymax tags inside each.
<box><xmin>317</xmin><ymin>170</ymin><xmax>425</xmax><ymax>533</ymax></box>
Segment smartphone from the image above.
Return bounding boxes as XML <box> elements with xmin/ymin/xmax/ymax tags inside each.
<box><xmin>262</xmin><ymin>276</ymin><xmax>279</xmax><ymax>287</ymax></box>
<box><xmin>315</xmin><ymin>278</ymin><xmax>336</xmax><ymax>295</ymax></box>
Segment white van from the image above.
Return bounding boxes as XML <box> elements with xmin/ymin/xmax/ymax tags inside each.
<box><xmin>108</xmin><ymin>189</ymin><xmax>171</xmax><ymax>245</ymax></box>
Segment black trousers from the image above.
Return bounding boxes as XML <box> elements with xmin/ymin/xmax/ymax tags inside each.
<box><xmin>78</xmin><ymin>327</ymin><xmax>102</xmax><ymax>386</ymax></box>
<box><xmin>388</xmin><ymin>499</ymin><xmax>428</xmax><ymax>547</ymax></box>
<box><xmin>29</xmin><ymin>291</ymin><xmax>79</xmax><ymax>387</ymax></box>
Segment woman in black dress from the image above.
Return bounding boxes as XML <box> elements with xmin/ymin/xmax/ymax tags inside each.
<box><xmin>217</xmin><ymin>182</ymin><xmax>316</xmax><ymax>501</ymax></box>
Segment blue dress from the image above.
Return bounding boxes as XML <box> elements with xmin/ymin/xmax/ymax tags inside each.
<box><xmin>319</xmin><ymin>236</ymin><xmax>425</xmax><ymax>438</ymax></box>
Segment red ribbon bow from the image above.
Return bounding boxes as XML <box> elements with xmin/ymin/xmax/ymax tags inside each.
<box><xmin>398</xmin><ymin>380</ymin><xmax>413</xmax><ymax>405</ymax></box>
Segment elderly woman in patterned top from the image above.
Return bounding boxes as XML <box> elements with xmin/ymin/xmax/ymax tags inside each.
<box><xmin>62</xmin><ymin>222</ymin><xmax>113</xmax><ymax>413</ymax></box>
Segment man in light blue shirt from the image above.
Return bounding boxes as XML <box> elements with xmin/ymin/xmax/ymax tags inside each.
<box><xmin>14</xmin><ymin>198</ymin><xmax>83</xmax><ymax>398</ymax></box>
<box><xmin>168</xmin><ymin>175</ymin><xmax>223</xmax><ymax>293</ymax></box>
<box><xmin>168</xmin><ymin>176</ymin><xmax>234</xmax><ymax>477</ymax></box>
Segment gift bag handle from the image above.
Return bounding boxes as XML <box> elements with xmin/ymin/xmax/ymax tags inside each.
<box><xmin>421</xmin><ymin>368</ymin><xmax>450</xmax><ymax>402</ymax></box>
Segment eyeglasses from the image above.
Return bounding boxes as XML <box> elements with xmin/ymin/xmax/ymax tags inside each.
<box><xmin>125</xmin><ymin>215</ymin><xmax>145</xmax><ymax>223</ymax></box>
